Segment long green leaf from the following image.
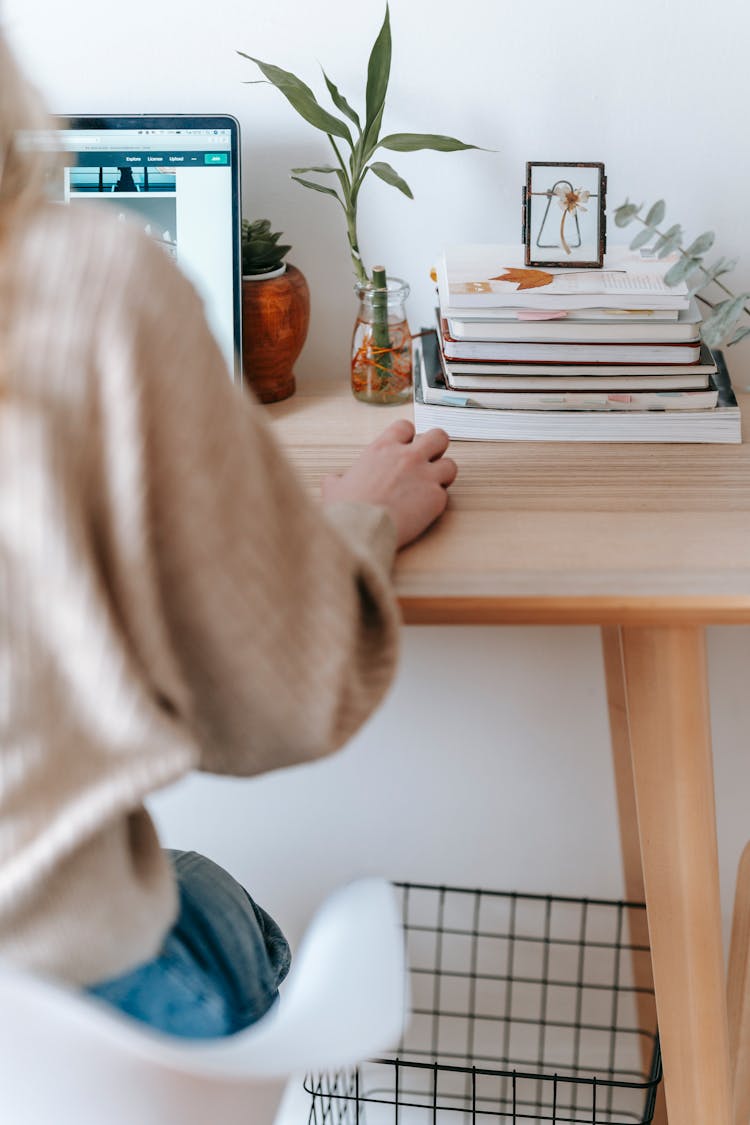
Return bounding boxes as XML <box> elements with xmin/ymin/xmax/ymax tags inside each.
<box><xmin>239</xmin><ymin>54</ymin><xmax>352</xmax><ymax>144</ymax></box>
<box><xmin>379</xmin><ymin>132</ymin><xmax>479</xmax><ymax>152</ymax></box>
<box><xmin>364</xmin><ymin>5</ymin><xmax>391</xmax><ymax>148</ymax></box>
<box><xmin>729</xmin><ymin>325</ymin><xmax>750</xmax><ymax>346</ymax></box>
<box><xmin>321</xmin><ymin>68</ymin><xmax>361</xmax><ymax>130</ymax></box>
<box><xmin>369</xmin><ymin>160</ymin><xmax>413</xmax><ymax>198</ymax></box>
<box><xmin>361</xmin><ymin>104</ymin><xmax>387</xmax><ymax>167</ymax></box>
<box><xmin>291</xmin><ymin>165</ymin><xmax>339</xmax><ymax>174</ymax></box>
<box><xmin>291</xmin><ymin>175</ymin><xmax>345</xmax><ymax>207</ymax></box>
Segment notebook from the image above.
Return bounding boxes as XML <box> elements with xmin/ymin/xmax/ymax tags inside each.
<box><xmin>46</xmin><ymin>115</ymin><xmax>242</xmax><ymax>379</ymax></box>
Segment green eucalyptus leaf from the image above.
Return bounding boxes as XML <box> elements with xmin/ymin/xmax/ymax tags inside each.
<box><xmin>644</xmin><ymin>200</ymin><xmax>666</xmax><ymax>227</ymax></box>
<box><xmin>369</xmin><ymin>160</ymin><xmax>414</xmax><ymax>198</ymax></box>
<box><xmin>379</xmin><ymin>132</ymin><xmax>479</xmax><ymax>152</ymax></box>
<box><xmin>729</xmin><ymin>325</ymin><xmax>750</xmax><ymax>346</ymax></box>
<box><xmin>713</xmin><ymin>256</ymin><xmax>738</xmax><ymax>278</ymax></box>
<box><xmin>664</xmin><ymin>255</ymin><xmax>699</xmax><ymax>286</ymax></box>
<box><xmin>613</xmin><ymin>201</ymin><xmax>641</xmax><ymax>228</ymax></box>
<box><xmin>629</xmin><ymin>227</ymin><xmax>654</xmax><ymax>251</ymax></box>
<box><xmin>239</xmin><ymin>54</ymin><xmax>353</xmax><ymax>144</ymax></box>
<box><xmin>702</xmin><ymin>256</ymin><xmax>738</xmax><ymax>282</ymax></box>
<box><xmin>657</xmin><ymin>234</ymin><xmax>683</xmax><ymax>258</ymax></box>
<box><xmin>685</xmin><ymin>264</ymin><xmax>707</xmax><ymax>292</ymax></box>
<box><xmin>685</xmin><ymin>231</ymin><xmax>715</xmax><ymax>257</ymax></box>
<box><xmin>321</xmin><ymin>68</ymin><xmax>361</xmax><ymax>130</ymax></box>
<box><xmin>700</xmin><ymin>294</ymin><xmax>750</xmax><ymax>347</ymax></box>
<box><xmin>291</xmin><ymin>175</ymin><xmax>345</xmax><ymax>206</ymax></box>
<box><xmin>364</xmin><ymin>5</ymin><xmax>391</xmax><ymax>151</ymax></box>
<box><xmin>653</xmin><ymin>224</ymin><xmax>682</xmax><ymax>253</ymax></box>
<box><xmin>291</xmin><ymin>164</ymin><xmax>339</xmax><ymax>174</ymax></box>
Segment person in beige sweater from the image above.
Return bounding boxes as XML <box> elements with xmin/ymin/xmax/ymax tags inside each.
<box><xmin>0</xmin><ymin>30</ymin><xmax>457</xmax><ymax>1036</ymax></box>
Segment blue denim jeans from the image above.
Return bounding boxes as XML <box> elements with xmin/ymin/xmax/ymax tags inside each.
<box><xmin>87</xmin><ymin>850</ymin><xmax>291</xmax><ymax>1039</ymax></box>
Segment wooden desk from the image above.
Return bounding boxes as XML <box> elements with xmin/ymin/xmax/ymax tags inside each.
<box><xmin>269</xmin><ymin>380</ymin><xmax>750</xmax><ymax>1125</ymax></box>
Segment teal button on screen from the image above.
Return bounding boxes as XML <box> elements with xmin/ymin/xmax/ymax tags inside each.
<box><xmin>204</xmin><ymin>153</ymin><xmax>229</xmax><ymax>165</ymax></box>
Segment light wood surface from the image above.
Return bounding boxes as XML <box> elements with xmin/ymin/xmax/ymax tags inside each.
<box><xmin>268</xmin><ymin>380</ymin><xmax>750</xmax><ymax>623</ymax></box>
<box><xmin>728</xmin><ymin>842</ymin><xmax>750</xmax><ymax>1125</ymax></box>
<box><xmin>620</xmin><ymin>626</ymin><xmax>731</xmax><ymax>1125</ymax></box>
<box><xmin>601</xmin><ymin>627</ymin><xmax>667</xmax><ymax>1125</ymax></box>
<box><xmin>268</xmin><ymin>380</ymin><xmax>741</xmax><ymax>1125</ymax></box>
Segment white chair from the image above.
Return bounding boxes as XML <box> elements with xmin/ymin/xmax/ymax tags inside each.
<box><xmin>0</xmin><ymin>877</ymin><xmax>407</xmax><ymax>1125</ymax></box>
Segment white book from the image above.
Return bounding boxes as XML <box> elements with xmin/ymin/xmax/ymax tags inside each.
<box><xmin>444</xmin><ymin>301</ymin><xmax>702</xmax><ymax>343</ymax></box>
<box><xmin>440</xmin><ymin>337</ymin><xmax>701</xmax><ymax>364</ymax></box>
<box><xmin>444</xmin><ymin>305</ymin><xmax>681</xmax><ymax>323</ymax></box>
<box><xmin>414</xmin><ymin>335</ymin><xmax>741</xmax><ymax>444</ymax></box>
<box><xmin>438</xmin><ymin>244</ymin><xmax>691</xmax><ymax>313</ymax></box>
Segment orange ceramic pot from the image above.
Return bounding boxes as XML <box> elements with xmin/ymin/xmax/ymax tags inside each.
<box><xmin>241</xmin><ymin>265</ymin><xmax>310</xmax><ymax>403</ymax></box>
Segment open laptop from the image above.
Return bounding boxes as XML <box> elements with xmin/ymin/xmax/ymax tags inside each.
<box><xmin>47</xmin><ymin>114</ymin><xmax>243</xmax><ymax>380</ymax></box>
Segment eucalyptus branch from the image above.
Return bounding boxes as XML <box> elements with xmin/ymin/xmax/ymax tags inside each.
<box><xmin>628</xmin><ymin>212</ymin><xmax>743</xmax><ymax>309</ymax></box>
<box><xmin>614</xmin><ymin>198</ymin><xmax>750</xmax><ymax>348</ymax></box>
<box><xmin>611</xmin><ymin>198</ymin><xmax>750</xmax><ymax>346</ymax></box>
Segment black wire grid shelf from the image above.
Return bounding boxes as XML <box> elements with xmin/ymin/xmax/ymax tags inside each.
<box><xmin>306</xmin><ymin>882</ymin><xmax>662</xmax><ymax>1125</ymax></box>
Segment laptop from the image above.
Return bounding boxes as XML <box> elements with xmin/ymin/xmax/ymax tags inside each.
<box><xmin>47</xmin><ymin>114</ymin><xmax>243</xmax><ymax>380</ymax></box>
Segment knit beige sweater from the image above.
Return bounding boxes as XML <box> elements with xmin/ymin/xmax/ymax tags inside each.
<box><xmin>0</xmin><ymin>203</ymin><xmax>400</xmax><ymax>986</ymax></box>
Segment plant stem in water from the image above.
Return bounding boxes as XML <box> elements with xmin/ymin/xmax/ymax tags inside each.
<box><xmin>371</xmin><ymin>265</ymin><xmax>392</xmax><ymax>376</ymax></box>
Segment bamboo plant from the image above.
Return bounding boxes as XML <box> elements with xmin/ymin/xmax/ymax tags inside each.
<box><xmin>238</xmin><ymin>4</ymin><xmax>481</xmax><ymax>287</ymax></box>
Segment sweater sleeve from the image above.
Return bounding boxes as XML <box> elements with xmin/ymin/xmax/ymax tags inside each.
<box><xmin>95</xmin><ymin>232</ymin><xmax>400</xmax><ymax>778</ymax></box>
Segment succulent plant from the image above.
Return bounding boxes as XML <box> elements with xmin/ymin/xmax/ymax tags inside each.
<box><xmin>241</xmin><ymin>218</ymin><xmax>292</xmax><ymax>276</ymax></box>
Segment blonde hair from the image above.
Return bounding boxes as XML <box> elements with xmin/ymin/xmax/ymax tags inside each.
<box><xmin>0</xmin><ymin>26</ymin><xmax>58</xmax><ymax>218</ymax></box>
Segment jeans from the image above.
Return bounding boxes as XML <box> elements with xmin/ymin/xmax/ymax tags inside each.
<box><xmin>87</xmin><ymin>850</ymin><xmax>291</xmax><ymax>1039</ymax></box>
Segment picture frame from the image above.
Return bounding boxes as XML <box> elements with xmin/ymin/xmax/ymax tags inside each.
<box><xmin>522</xmin><ymin>161</ymin><xmax>607</xmax><ymax>268</ymax></box>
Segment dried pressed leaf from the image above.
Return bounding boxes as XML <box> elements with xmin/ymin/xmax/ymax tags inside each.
<box><xmin>491</xmin><ymin>267</ymin><xmax>554</xmax><ymax>290</ymax></box>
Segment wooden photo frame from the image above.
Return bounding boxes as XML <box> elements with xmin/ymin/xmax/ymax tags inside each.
<box><xmin>523</xmin><ymin>161</ymin><xmax>607</xmax><ymax>268</ymax></box>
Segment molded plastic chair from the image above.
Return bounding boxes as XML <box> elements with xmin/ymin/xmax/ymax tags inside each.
<box><xmin>0</xmin><ymin>877</ymin><xmax>407</xmax><ymax>1125</ymax></box>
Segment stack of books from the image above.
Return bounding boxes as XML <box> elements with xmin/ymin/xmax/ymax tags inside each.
<box><xmin>414</xmin><ymin>244</ymin><xmax>741</xmax><ymax>442</ymax></box>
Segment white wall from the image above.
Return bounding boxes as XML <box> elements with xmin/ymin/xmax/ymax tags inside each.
<box><xmin>5</xmin><ymin>0</ymin><xmax>750</xmax><ymax>955</ymax></box>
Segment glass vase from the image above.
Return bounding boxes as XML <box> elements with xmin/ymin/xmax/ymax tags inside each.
<box><xmin>351</xmin><ymin>277</ymin><xmax>413</xmax><ymax>405</ymax></box>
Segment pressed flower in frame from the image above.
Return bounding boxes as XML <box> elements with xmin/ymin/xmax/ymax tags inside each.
<box><xmin>552</xmin><ymin>183</ymin><xmax>590</xmax><ymax>255</ymax></box>
<box><xmin>524</xmin><ymin>162</ymin><xmax>605</xmax><ymax>267</ymax></box>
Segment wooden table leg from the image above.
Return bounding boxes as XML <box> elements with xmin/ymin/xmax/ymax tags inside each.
<box><xmin>727</xmin><ymin>842</ymin><xmax>750</xmax><ymax>1125</ymax></box>
<box><xmin>601</xmin><ymin>626</ymin><xmax>667</xmax><ymax>1125</ymax></box>
<box><xmin>620</xmin><ymin>625</ymin><xmax>732</xmax><ymax>1125</ymax></box>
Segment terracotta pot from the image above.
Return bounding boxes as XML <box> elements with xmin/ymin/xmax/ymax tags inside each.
<box><xmin>241</xmin><ymin>265</ymin><xmax>310</xmax><ymax>403</ymax></box>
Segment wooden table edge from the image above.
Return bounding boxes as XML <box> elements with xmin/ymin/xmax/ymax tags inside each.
<box><xmin>398</xmin><ymin>595</ymin><xmax>750</xmax><ymax>626</ymax></box>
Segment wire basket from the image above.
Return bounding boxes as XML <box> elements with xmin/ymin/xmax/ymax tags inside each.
<box><xmin>305</xmin><ymin>882</ymin><xmax>662</xmax><ymax>1125</ymax></box>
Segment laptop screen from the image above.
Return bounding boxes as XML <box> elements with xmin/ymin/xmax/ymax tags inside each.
<box><xmin>49</xmin><ymin>115</ymin><xmax>242</xmax><ymax>378</ymax></box>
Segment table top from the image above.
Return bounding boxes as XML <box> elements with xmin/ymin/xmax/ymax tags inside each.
<box><xmin>267</xmin><ymin>378</ymin><xmax>750</xmax><ymax>625</ymax></box>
